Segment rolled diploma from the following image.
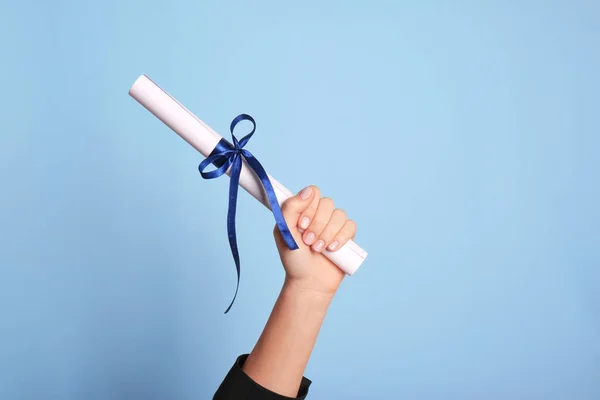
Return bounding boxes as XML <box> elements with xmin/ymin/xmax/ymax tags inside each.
<box><xmin>129</xmin><ymin>74</ymin><xmax>367</xmax><ymax>275</ymax></box>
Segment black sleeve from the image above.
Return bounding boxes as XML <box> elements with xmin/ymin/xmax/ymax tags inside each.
<box><xmin>214</xmin><ymin>354</ymin><xmax>312</xmax><ymax>400</ymax></box>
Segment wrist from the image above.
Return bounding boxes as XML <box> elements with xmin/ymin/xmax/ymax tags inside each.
<box><xmin>281</xmin><ymin>279</ymin><xmax>336</xmax><ymax>310</ymax></box>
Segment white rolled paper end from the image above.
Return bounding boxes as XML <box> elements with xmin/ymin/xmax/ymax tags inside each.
<box><xmin>129</xmin><ymin>74</ymin><xmax>367</xmax><ymax>275</ymax></box>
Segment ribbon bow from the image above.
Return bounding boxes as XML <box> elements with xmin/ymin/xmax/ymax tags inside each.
<box><xmin>199</xmin><ymin>114</ymin><xmax>299</xmax><ymax>313</ymax></box>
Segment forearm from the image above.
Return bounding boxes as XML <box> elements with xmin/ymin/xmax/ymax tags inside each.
<box><xmin>242</xmin><ymin>279</ymin><xmax>334</xmax><ymax>397</ymax></box>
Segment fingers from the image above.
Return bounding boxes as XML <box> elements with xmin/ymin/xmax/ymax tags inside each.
<box><xmin>311</xmin><ymin>208</ymin><xmax>346</xmax><ymax>252</ymax></box>
<box><xmin>279</xmin><ymin>185</ymin><xmax>357</xmax><ymax>253</ymax></box>
<box><xmin>297</xmin><ymin>186</ymin><xmax>321</xmax><ymax>231</ymax></box>
<box><xmin>302</xmin><ymin>196</ymin><xmax>335</xmax><ymax>247</ymax></box>
<box><xmin>327</xmin><ymin>219</ymin><xmax>356</xmax><ymax>251</ymax></box>
<box><xmin>280</xmin><ymin>185</ymin><xmax>316</xmax><ymax>227</ymax></box>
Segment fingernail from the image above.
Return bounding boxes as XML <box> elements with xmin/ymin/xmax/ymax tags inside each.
<box><xmin>300</xmin><ymin>217</ymin><xmax>310</xmax><ymax>229</ymax></box>
<box><xmin>300</xmin><ymin>186</ymin><xmax>313</xmax><ymax>200</ymax></box>
<box><xmin>313</xmin><ymin>240</ymin><xmax>325</xmax><ymax>252</ymax></box>
<box><xmin>304</xmin><ymin>232</ymin><xmax>315</xmax><ymax>245</ymax></box>
<box><xmin>328</xmin><ymin>241</ymin><xmax>339</xmax><ymax>251</ymax></box>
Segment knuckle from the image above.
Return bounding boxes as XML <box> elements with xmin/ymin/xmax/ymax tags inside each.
<box><xmin>347</xmin><ymin>219</ymin><xmax>357</xmax><ymax>230</ymax></box>
<box><xmin>320</xmin><ymin>197</ymin><xmax>334</xmax><ymax>208</ymax></box>
<box><xmin>333</xmin><ymin>208</ymin><xmax>347</xmax><ymax>219</ymax></box>
<box><xmin>280</xmin><ymin>200</ymin><xmax>291</xmax><ymax>212</ymax></box>
<box><xmin>281</xmin><ymin>197</ymin><xmax>298</xmax><ymax>211</ymax></box>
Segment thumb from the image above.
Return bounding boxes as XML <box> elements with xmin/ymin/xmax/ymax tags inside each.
<box><xmin>277</xmin><ymin>186</ymin><xmax>316</xmax><ymax>239</ymax></box>
<box><xmin>280</xmin><ymin>186</ymin><xmax>316</xmax><ymax>221</ymax></box>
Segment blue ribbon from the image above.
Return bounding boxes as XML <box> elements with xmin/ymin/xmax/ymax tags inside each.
<box><xmin>199</xmin><ymin>114</ymin><xmax>299</xmax><ymax>313</ymax></box>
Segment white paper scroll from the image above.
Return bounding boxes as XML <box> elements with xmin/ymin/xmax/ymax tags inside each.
<box><xmin>129</xmin><ymin>75</ymin><xmax>367</xmax><ymax>275</ymax></box>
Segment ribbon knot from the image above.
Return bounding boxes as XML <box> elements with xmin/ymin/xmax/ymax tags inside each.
<box><xmin>199</xmin><ymin>114</ymin><xmax>299</xmax><ymax>313</ymax></box>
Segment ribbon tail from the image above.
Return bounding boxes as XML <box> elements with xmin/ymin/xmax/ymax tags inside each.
<box><xmin>224</xmin><ymin>155</ymin><xmax>243</xmax><ymax>314</ymax></box>
<box><xmin>243</xmin><ymin>152</ymin><xmax>299</xmax><ymax>251</ymax></box>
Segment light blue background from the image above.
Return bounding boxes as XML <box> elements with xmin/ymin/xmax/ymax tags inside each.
<box><xmin>1</xmin><ymin>1</ymin><xmax>599</xmax><ymax>399</ymax></box>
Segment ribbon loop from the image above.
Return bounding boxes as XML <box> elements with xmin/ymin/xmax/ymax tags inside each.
<box><xmin>230</xmin><ymin>113</ymin><xmax>256</xmax><ymax>148</ymax></box>
<box><xmin>198</xmin><ymin>114</ymin><xmax>299</xmax><ymax>313</ymax></box>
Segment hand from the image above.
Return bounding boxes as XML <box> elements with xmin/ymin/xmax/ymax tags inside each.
<box><xmin>273</xmin><ymin>185</ymin><xmax>357</xmax><ymax>295</ymax></box>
